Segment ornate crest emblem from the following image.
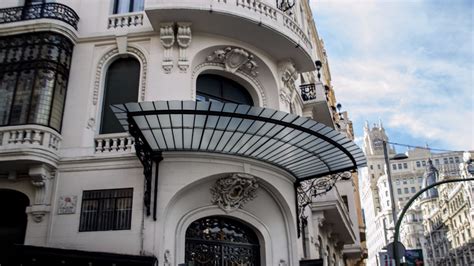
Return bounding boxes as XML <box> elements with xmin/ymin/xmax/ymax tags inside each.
<box><xmin>207</xmin><ymin>47</ymin><xmax>259</xmax><ymax>76</ymax></box>
<box><xmin>210</xmin><ymin>173</ymin><xmax>259</xmax><ymax>212</ymax></box>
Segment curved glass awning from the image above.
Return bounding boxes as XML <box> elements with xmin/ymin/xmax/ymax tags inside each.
<box><xmin>111</xmin><ymin>101</ymin><xmax>366</xmax><ymax>182</ymax></box>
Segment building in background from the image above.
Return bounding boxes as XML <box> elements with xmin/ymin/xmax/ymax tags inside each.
<box><xmin>361</xmin><ymin>121</ymin><xmax>470</xmax><ymax>265</ymax></box>
<box><xmin>0</xmin><ymin>1</ymin><xmax>367</xmax><ymax>265</ymax></box>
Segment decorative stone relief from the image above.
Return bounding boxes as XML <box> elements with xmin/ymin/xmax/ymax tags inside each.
<box><xmin>206</xmin><ymin>47</ymin><xmax>258</xmax><ymax>77</ymax></box>
<box><xmin>160</xmin><ymin>23</ymin><xmax>175</xmax><ymax>73</ymax></box>
<box><xmin>278</xmin><ymin>59</ymin><xmax>297</xmax><ymax>91</ymax></box>
<box><xmin>164</xmin><ymin>250</ymin><xmax>171</xmax><ymax>266</ymax></box>
<box><xmin>210</xmin><ymin>173</ymin><xmax>259</xmax><ymax>213</ymax></box>
<box><xmin>58</xmin><ymin>195</ymin><xmax>78</xmax><ymax>214</ymax></box>
<box><xmin>27</xmin><ymin>164</ymin><xmax>54</xmax><ymax>223</ymax></box>
<box><xmin>177</xmin><ymin>22</ymin><xmax>192</xmax><ymax>72</ymax></box>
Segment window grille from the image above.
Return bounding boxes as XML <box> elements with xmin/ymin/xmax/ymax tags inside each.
<box><xmin>79</xmin><ymin>188</ymin><xmax>133</xmax><ymax>232</ymax></box>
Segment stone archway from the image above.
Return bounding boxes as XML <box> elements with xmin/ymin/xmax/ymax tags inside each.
<box><xmin>185</xmin><ymin>216</ymin><xmax>260</xmax><ymax>266</ymax></box>
<box><xmin>0</xmin><ymin>189</ymin><xmax>30</xmax><ymax>263</ymax></box>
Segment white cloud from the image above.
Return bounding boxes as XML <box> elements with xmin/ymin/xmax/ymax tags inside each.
<box><xmin>310</xmin><ymin>0</ymin><xmax>474</xmax><ymax>150</ymax></box>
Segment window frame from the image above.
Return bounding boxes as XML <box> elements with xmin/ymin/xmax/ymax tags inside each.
<box><xmin>79</xmin><ymin>188</ymin><xmax>133</xmax><ymax>232</ymax></box>
<box><xmin>112</xmin><ymin>0</ymin><xmax>144</xmax><ymax>14</ymax></box>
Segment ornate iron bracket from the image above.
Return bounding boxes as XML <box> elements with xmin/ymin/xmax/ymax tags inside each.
<box><xmin>296</xmin><ymin>171</ymin><xmax>353</xmax><ymax>237</ymax></box>
<box><xmin>128</xmin><ymin>117</ymin><xmax>162</xmax><ymax>218</ymax></box>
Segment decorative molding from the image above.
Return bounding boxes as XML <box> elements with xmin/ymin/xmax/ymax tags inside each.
<box><xmin>164</xmin><ymin>249</ymin><xmax>171</xmax><ymax>266</ymax></box>
<box><xmin>210</xmin><ymin>173</ymin><xmax>259</xmax><ymax>213</ymax></box>
<box><xmin>58</xmin><ymin>195</ymin><xmax>78</xmax><ymax>214</ymax></box>
<box><xmin>191</xmin><ymin>62</ymin><xmax>267</xmax><ymax>107</ymax></box>
<box><xmin>177</xmin><ymin>22</ymin><xmax>192</xmax><ymax>72</ymax></box>
<box><xmin>206</xmin><ymin>47</ymin><xmax>258</xmax><ymax>77</ymax></box>
<box><xmin>160</xmin><ymin>23</ymin><xmax>175</xmax><ymax>73</ymax></box>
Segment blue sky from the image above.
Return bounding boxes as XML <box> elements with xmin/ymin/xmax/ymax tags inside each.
<box><xmin>310</xmin><ymin>0</ymin><xmax>473</xmax><ymax>151</ymax></box>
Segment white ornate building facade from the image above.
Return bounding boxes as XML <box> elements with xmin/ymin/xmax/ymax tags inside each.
<box><xmin>0</xmin><ymin>1</ymin><xmax>367</xmax><ymax>266</ymax></box>
<box><xmin>361</xmin><ymin>121</ymin><xmax>471</xmax><ymax>265</ymax></box>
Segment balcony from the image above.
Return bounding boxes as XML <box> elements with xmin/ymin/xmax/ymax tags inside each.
<box><xmin>0</xmin><ymin>125</ymin><xmax>62</xmax><ymax>167</ymax></box>
<box><xmin>311</xmin><ymin>186</ymin><xmax>356</xmax><ymax>244</ymax></box>
<box><xmin>145</xmin><ymin>0</ymin><xmax>315</xmax><ymax>71</ymax></box>
<box><xmin>0</xmin><ymin>3</ymin><xmax>79</xmax><ymax>30</ymax></box>
<box><xmin>300</xmin><ymin>82</ymin><xmax>335</xmax><ymax>129</ymax></box>
<box><xmin>94</xmin><ymin>133</ymin><xmax>135</xmax><ymax>155</ymax></box>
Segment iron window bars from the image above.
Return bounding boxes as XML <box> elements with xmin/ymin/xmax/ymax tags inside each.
<box><xmin>0</xmin><ymin>2</ymin><xmax>79</xmax><ymax>30</ymax></box>
<box><xmin>79</xmin><ymin>188</ymin><xmax>133</xmax><ymax>232</ymax></box>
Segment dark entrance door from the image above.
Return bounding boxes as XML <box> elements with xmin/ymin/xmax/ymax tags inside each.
<box><xmin>0</xmin><ymin>189</ymin><xmax>29</xmax><ymax>264</ymax></box>
<box><xmin>185</xmin><ymin>216</ymin><xmax>260</xmax><ymax>266</ymax></box>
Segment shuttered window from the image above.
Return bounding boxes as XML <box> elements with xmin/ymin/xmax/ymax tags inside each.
<box><xmin>79</xmin><ymin>188</ymin><xmax>133</xmax><ymax>232</ymax></box>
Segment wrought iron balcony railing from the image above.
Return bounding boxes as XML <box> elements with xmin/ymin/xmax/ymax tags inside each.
<box><xmin>300</xmin><ymin>83</ymin><xmax>316</xmax><ymax>101</ymax></box>
<box><xmin>0</xmin><ymin>3</ymin><xmax>79</xmax><ymax>30</ymax></box>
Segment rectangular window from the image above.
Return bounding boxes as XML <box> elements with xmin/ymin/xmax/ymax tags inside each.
<box><xmin>449</xmin><ymin>157</ymin><xmax>454</xmax><ymax>164</ymax></box>
<box><xmin>113</xmin><ymin>0</ymin><xmax>144</xmax><ymax>14</ymax></box>
<box><xmin>370</xmin><ymin>165</ymin><xmax>373</xmax><ymax>170</ymax></box>
<box><xmin>411</xmin><ymin>187</ymin><xmax>416</xmax><ymax>193</ymax></box>
<box><xmin>79</xmin><ymin>188</ymin><xmax>133</xmax><ymax>232</ymax></box>
<box><xmin>403</xmin><ymin>180</ymin><xmax>407</xmax><ymax>184</ymax></box>
<box><xmin>444</xmin><ymin>158</ymin><xmax>448</xmax><ymax>164</ymax></box>
<box><xmin>392</xmin><ymin>164</ymin><xmax>396</xmax><ymax>170</ymax></box>
<box><xmin>422</xmin><ymin>161</ymin><xmax>426</xmax><ymax>166</ymax></box>
<box><xmin>410</xmin><ymin>178</ymin><xmax>415</xmax><ymax>184</ymax></box>
<box><xmin>398</xmin><ymin>163</ymin><xmax>402</xmax><ymax>170</ymax></box>
<box><xmin>455</xmin><ymin>157</ymin><xmax>460</xmax><ymax>163</ymax></box>
<box><xmin>418</xmin><ymin>177</ymin><xmax>423</xmax><ymax>183</ymax></box>
<box><xmin>435</xmin><ymin>159</ymin><xmax>440</xmax><ymax>165</ymax></box>
<box><xmin>397</xmin><ymin>188</ymin><xmax>402</xmax><ymax>194</ymax></box>
<box><xmin>396</xmin><ymin>179</ymin><xmax>400</xmax><ymax>185</ymax></box>
<box><xmin>377</xmin><ymin>164</ymin><xmax>381</xmax><ymax>170</ymax></box>
<box><xmin>416</xmin><ymin>161</ymin><xmax>421</xmax><ymax>167</ymax></box>
<box><xmin>404</xmin><ymin>188</ymin><xmax>409</xmax><ymax>194</ymax></box>
<box><xmin>403</xmin><ymin>163</ymin><xmax>408</xmax><ymax>169</ymax></box>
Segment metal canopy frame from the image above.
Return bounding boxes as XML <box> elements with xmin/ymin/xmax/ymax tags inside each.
<box><xmin>111</xmin><ymin>100</ymin><xmax>366</xmax><ymax>235</ymax></box>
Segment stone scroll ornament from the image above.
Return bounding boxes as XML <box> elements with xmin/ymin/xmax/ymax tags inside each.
<box><xmin>211</xmin><ymin>173</ymin><xmax>259</xmax><ymax>213</ymax></box>
<box><xmin>206</xmin><ymin>47</ymin><xmax>259</xmax><ymax>77</ymax></box>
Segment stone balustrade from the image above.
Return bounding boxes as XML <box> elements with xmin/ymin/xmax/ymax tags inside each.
<box><xmin>95</xmin><ymin>133</ymin><xmax>135</xmax><ymax>154</ymax></box>
<box><xmin>108</xmin><ymin>12</ymin><xmax>144</xmax><ymax>28</ymax></box>
<box><xmin>0</xmin><ymin>125</ymin><xmax>61</xmax><ymax>154</ymax></box>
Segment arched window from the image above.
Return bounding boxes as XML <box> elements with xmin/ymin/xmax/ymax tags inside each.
<box><xmin>100</xmin><ymin>57</ymin><xmax>140</xmax><ymax>134</ymax></box>
<box><xmin>196</xmin><ymin>74</ymin><xmax>254</xmax><ymax>105</ymax></box>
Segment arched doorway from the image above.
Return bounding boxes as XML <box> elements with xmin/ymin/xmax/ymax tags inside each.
<box><xmin>185</xmin><ymin>216</ymin><xmax>260</xmax><ymax>265</ymax></box>
<box><xmin>0</xmin><ymin>189</ymin><xmax>29</xmax><ymax>262</ymax></box>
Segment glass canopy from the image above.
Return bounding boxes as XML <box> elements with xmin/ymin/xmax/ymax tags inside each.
<box><xmin>111</xmin><ymin>101</ymin><xmax>366</xmax><ymax>181</ymax></box>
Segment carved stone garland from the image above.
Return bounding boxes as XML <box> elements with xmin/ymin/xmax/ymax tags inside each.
<box><xmin>206</xmin><ymin>47</ymin><xmax>259</xmax><ymax>77</ymax></box>
<box><xmin>210</xmin><ymin>173</ymin><xmax>259</xmax><ymax>213</ymax></box>
<box><xmin>177</xmin><ymin>22</ymin><xmax>192</xmax><ymax>72</ymax></box>
<box><xmin>160</xmin><ymin>23</ymin><xmax>175</xmax><ymax>73</ymax></box>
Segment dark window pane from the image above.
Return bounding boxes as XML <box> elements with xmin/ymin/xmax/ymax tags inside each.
<box><xmin>50</xmin><ymin>74</ymin><xmax>67</xmax><ymax>130</ymax></box>
<box><xmin>100</xmin><ymin>58</ymin><xmax>140</xmax><ymax>134</ymax></box>
<box><xmin>196</xmin><ymin>74</ymin><xmax>253</xmax><ymax>105</ymax></box>
<box><xmin>10</xmin><ymin>70</ymin><xmax>35</xmax><ymax>125</ymax></box>
<box><xmin>28</xmin><ymin>69</ymin><xmax>55</xmax><ymax>126</ymax></box>
<box><xmin>0</xmin><ymin>73</ymin><xmax>17</xmax><ymax>125</ymax></box>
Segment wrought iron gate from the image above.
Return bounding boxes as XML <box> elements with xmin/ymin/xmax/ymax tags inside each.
<box><xmin>185</xmin><ymin>216</ymin><xmax>260</xmax><ymax>266</ymax></box>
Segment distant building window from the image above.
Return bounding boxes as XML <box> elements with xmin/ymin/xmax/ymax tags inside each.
<box><xmin>422</xmin><ymin>161</ymin><xmax>426</xmax><ymax>167</ymax></box>
<box><xmin>396</xmin><ymin>179</ymin><xmax>400</xmax><ymax>185</ymax></box>
<box><xmin>397</xmin><ymin>188</ymin><xmax>402</xmax><ymax>194</ymax></box>
<box><xmin>418</xmin><ymin>177</ymin><xmax>422</xmax><ymax>183</ymax></box>
<box><xmin>403</xmin><ymin>180</ymin><xmax>407</xmax><ymax>185</ymax></box>
<box><xmin>404</xmin><ymin>188</ymin><xmax>409</xmax><ymax>194</ymax></box>
<box><xmin>411</xmin><ymin>187</ymin><xmax>416</xmax><ymax>193</ymax></box>
<box><xmin>416</xmin><ymin>161</ymin><xmax>421</xmax><ymax>167</ymax></box>
<box><xmin>392</xmin><ymin>164</ymin><xmax>396</xmax><ymax>170</ymax></box>
<box><xmin>370</xmin><ymin>165</ymin><xmax>373</xmax><ymax>170</ymax></box>
<box><xmin>444</xmin><ymin>158</ymin><xmax>448</xmax><ymax>164</ymax></box>
<box><xmin>403</xmin><ymin>163</ymin><xmax>408</xmax><ymax>169</ymax></box>
<box><xmin>377</xmin><ymin>164</ymin><xmax>381</xmax><ymax>170</ymax></box>
<box><xmin>449</xmin><ymin>157</ymin><xmax>454</xmax><ymax>164</ymax></box>
<box><xmin>435</xmin><ymin>159</ymin><xmax>440</xmax><ymax>165</ymax></box>
<box><xmin>113</xmin><ymin>0</ymin><xmax>144</xmax><ymax>14</ymax></box>
<box><xmin>385</xmin><ymin>191</ymin><xmax>388</xmax><ymax>196</ymax></box>
<box><xmin>410</xmin><ymin>178</ymin><xmax>414</xmax><ymax>184</ymax></box>
<box><xmin>79</xmin><ymin>188</ymin><xmax>133</xmax><ymax>232</ymax></box>
<box><xmin>455</xmin><ymin>157</ymin><xmax>460</xmax><ymax>163</ymax></box>
<box><xmin>371</xmin><ymin>174</ymin><xmax>375</xmax><ymax>179</ymax></box>
<box><xmin>386</xmin><ymin>200</ymin><xmax>390</xmax><ymax>206</ymax></box>
<box><xmin>398</xmin><ymin>163</ymin><xmax>402</xmax><ymax>170</ymax></box>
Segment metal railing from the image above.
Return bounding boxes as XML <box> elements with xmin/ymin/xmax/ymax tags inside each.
<box><xmin>0</xmin><ymin>3</ymin><xmax>79</xmax><ymax>29</ymax></box>
<box><xmin>300</xmin><ymin>83</ymin><xmax>316</xmax><ymax>101</ymax></box>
